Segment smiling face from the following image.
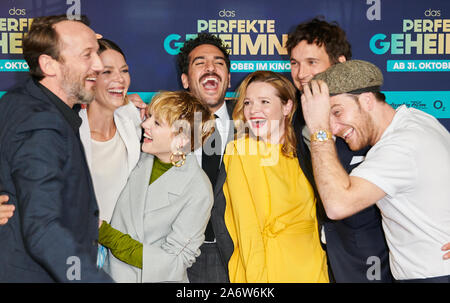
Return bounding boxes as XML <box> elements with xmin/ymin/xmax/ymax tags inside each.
<box><xmin>330</xmin><ymin>94</ymin><xmax>375</xmax><ymax>151</ymax></box>
<box><xmin>141</xmin><ymin>110</ymin><xmax>176</xmax><ymax>163</ymax></box>
<box><xmin>181</xmin><ymin>44</ymin><xmax>230</xmax><ymax>112</ymax></box>
<box><xmin>54</xmin><ymin>21</ymin><xmax>104</xmax><ymax>105</ymax></box>
<box><xmin>290</xmin><ymin>40</ymin><xmax>339</xmax><ymax>91</ymax></box>
<box><xmin>243</xmin><ymin>81</ymin><xmax>293</xmax><ymax>144</ymax></box>
<box><xmin>94</xmin><ymin>49</ymin><xmax>130</xmax><ymax>111</ymax></box>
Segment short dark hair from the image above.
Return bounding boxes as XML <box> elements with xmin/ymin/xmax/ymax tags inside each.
<box><xmin>98</xmin><ymin>38</ymin><xmax>126</xmax><ymax>60</ymax></box>
<box><xmin>286</xmin><ymin>17</ymin><xmax>352</xmax><ymax>64</ymax></box>
<box><xmin>374</xmin><ymin>91</ymin><xmax>386</xmax><ymax>102</ymax></box>
<box><xmin>23</xmin><ymin>14</ymin><xmax>90</xmax><ymax>81</ymax></box>
<box><xmin>177</xmin><ymin>33</ymin><xmax>230</xmax><ymax>75</ymax></box>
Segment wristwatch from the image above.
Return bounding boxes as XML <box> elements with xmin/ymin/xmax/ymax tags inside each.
<box><xmin>310</xmin><ymin>130</ymin><xmax>332</xmax><ymax>142</ymax></box>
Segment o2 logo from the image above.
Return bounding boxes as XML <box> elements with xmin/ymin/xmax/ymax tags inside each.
<box><xmin>9</xmin><ymin>7</ymin><xmax>27</xmax><ymax>16</ymax></box>
<box><xmin>424</xmin><ymin>9</ymin><xmax>441</xmax><ymax>17</ymax></box>
<box><xmin>434</xmin><ymin>100</ymin><xmax>446</xmax><ymax>112</ymax></box>
<box><xmin>219</xmin><ymin>9</ymin><xmax>235</xmax><ymax>18</ymax></box>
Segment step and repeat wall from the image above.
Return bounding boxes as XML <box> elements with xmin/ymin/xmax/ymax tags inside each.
<box><xmin>0</xmin><ymin>0</ymin><xmax>449</xmax><ymax>129</ymax></box>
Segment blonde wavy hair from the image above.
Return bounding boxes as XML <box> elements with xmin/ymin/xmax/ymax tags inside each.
<box><xmin>232</xmin><ymin>70</ymin><xmax>298</xmax><ymax>157</ymax></box>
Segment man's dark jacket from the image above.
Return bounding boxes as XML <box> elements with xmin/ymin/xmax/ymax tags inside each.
<box><xmin>0</xmin><ymin>78</ymin><xmax>112</xmax><ymax>282</ymax></box>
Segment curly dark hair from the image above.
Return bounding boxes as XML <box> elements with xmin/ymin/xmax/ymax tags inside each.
<box><xmin>177</xmin><ymin>33</ymin><xmax>231</xmax><ymax>75</ymax></box>
<box><xmin>286</xmin><ymin>17</ymin><xmax>352</xmax><ymax>64</ymax></box>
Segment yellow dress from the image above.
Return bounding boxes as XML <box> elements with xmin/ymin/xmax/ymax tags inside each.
<box><xmin>223</xmin><ymin>137</ymin><xmax>329</xmax><ymax>283</ymax></box>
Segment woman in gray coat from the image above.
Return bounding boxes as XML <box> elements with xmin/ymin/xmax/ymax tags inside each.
<box><xmin>98</xmin><ymin>91</ymin><xmax>215</xmax><ymax>283</ymax></box>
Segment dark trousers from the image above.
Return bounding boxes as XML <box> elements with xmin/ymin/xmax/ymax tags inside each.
<box><xmin>187</xmin><ymin>242</ymin><xmax>229</xmax><ymax>283</ymax></box>
<box><xmin>395</xmin><ymin>275</ymin><xmax>450</xmax><ymax>283</ymax></box>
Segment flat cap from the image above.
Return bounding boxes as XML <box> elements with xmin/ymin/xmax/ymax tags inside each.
<box><xmin>312</xmin><ymin>60</ymin><xmax>383</xmax><ymax>96</ymax></box>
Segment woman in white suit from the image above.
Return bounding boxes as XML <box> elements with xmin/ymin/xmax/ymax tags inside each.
<box><xmin>98</xmin><ymin>91</ymin><xmax>215</xmax><ymax>283</ymax></box>
<box><xmin>79</xmin><ymin>39</ymin><xmax>142</xmax><ymax>224</ymax></box>
<box><xmin>78</xmin><ymin>39</ymin><xmax>145</xmax><ymax>268</ymax></box>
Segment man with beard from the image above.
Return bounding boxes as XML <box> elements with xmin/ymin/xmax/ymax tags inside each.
<box><xmin>301</xmin><ymin>59</ymin><xmax>450</xmax><ymax>282</ymax></box>
<box><xmin>0</xmin><ymin>15</ymin><xmax>113</xmax><ymax>282</ymax></box>
<box><xmin>177</xmin><ymin>33</ymin><xmax>234</xmax><ymax>283</ymax></box>
<box><xmin>285</xmin><ymin>18</ymin><xmax>392</xmax><ymax>282</ymax></box>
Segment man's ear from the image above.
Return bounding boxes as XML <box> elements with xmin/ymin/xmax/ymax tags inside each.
<box><xmin>181</xmin><ymin>73</ymin><xmax>189</xmax><ymax>90</ymax></box>
<box><xmin>38</xmin><ymin>54</ymin><xmax>58</xmax><ymax>77</ymax></box>
<box><xmin>337</xmin><ymin>55</ymin><xmax>346</xmax><ymax>63</ymax></box>
<box><xmin>359</xmin><ymin>92</ymin><xmax>375</xmax><ymax>111</ymax></box>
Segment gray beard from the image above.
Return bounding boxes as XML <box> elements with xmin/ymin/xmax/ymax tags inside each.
<box><xmin>60</xmin><ymin>68</ymin><xmax>95</xmax><ymax>105</ymax></box>
<box><xmin>66</xmin><ymin>81</ymin><xmax>95</xmax><ymax>105</ymax></box>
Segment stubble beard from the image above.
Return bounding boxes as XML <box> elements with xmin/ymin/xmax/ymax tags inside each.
<box><xmin>203</xmin><ymin>97</ymin><xmax>225</xmax><ymax>112</ymax></box>
<box><xmin>60</xmin><ymin>65</ymin><xmax>96</xmax><ymax>105</ymax></box>
<box><xmin>350</xmin><ymin>109</ymin><xmax>374</xmax><ymax>151</ymax></box>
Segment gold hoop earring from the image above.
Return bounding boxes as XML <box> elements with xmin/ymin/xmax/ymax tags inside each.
<box><xmin>170</xmin><ymin>151</ymin><xmax>186</xmax><ymax>167</ymax></box>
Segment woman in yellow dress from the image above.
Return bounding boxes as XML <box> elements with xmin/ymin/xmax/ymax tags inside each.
<box><xmin>223</xmin><ymin>70</ymin><xmax>329</xmax><ymax>282</ymax></box>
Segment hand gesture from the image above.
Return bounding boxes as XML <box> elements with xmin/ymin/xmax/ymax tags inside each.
<box><xmin>128</xmin><ymin>93</ymin><xmax>148</xmax><ymax>121</ymax></box>
<box><xmin>300</xmin><ymin>80</ymin><xmax>332</xmax><ymax>133</ymax></box>
<box><xmin>0</xmin><ymin>194</ymin><xmax>14</xmax><ymax>225</ymax></box>
<box><xmin>442</xmin><ymin>242</ymin><xmax>450</xmax><ymax>260</ymax></box>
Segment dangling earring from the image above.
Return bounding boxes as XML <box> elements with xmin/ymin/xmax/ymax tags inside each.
<box><xmin>170</xmin><ymin>150</ymin><xmax>186</xmax><ymax>167</ymax></box>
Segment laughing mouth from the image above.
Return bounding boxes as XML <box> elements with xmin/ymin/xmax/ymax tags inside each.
<box><xmin>108</xmin><ymin>88</ymin><xmax>125</xmax><ymax>97</ymax></box>
<box><xmin>200</xmin><ymin>73</ymin><xmax>221</xmax><ymax>89</ymax></box>
<box><xmin>143</xmin><ymin>132</ymin><xmax>153</xmax><ymax>141</ymax></box>
<box><xmin>342</xmin><ymin>128</ymin><xmax>354</xmax><ymax>140</ymax></box>
<box><xmin>249</xmin><ymin>118</ymin><xmax>266</xmax><ymax>128</ymax></box>
<box><xmin>299</xmin><ymin>77</ymin><xmax>312</xmax><ymax>87</ymax></box>
<box><xmin>86</xmin><ymin>77</ymin><xmax>97</xmax><ymax>83</ymax></box>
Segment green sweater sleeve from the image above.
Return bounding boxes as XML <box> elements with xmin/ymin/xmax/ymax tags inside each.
<box><xmin>98</xmin><ymin>221</ymin><xmax>143</xmax><ymax>269</ymax></box>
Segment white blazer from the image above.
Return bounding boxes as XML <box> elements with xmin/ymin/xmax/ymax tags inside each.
<box><xmin>104</xmin><ymin>153</ymin><xmax>214</xmax><ymax>283</ymax></box>
<box><xmin>79</xmin><ymin>102</ymin><xmax>142</xmax><ymax>175</ymax></box>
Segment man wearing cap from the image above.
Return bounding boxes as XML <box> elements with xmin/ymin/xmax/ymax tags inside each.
<box><xmin>301</xmin><ymin>59</ymin><xmax>450</xmax><ymax>282</ymax></box>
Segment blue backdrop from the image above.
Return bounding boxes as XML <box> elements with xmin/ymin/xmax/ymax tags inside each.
<box><xmin>1</xmin><ymin>0</ymin><xmax>449</xmax><ymax>129</ymax></box>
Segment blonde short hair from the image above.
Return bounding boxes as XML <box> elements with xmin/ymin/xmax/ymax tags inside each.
<box><xmin>148</xmin><ymin>91</ymin><xmax>215</xmax><ymax>152</ymax></box>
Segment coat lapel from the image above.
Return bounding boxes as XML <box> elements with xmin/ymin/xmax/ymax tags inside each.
<box><xmin>115</xmin><ymin>115</ymin><xmax>142</xmax><ymax>174</ymax></box>
<box><xmin>129</xmin><ymin>153</ymin><xmax>154</xmax><ymax>240</ymax></box>
<box><xmin>145</xmin><ymin>154</ymin><xmax>195</xmax><ymax>212</ymax></box>
<box><xmin>78</xmin><ymin>109</ymin><xmax>92</xmax><ymax>169</ymax></box>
